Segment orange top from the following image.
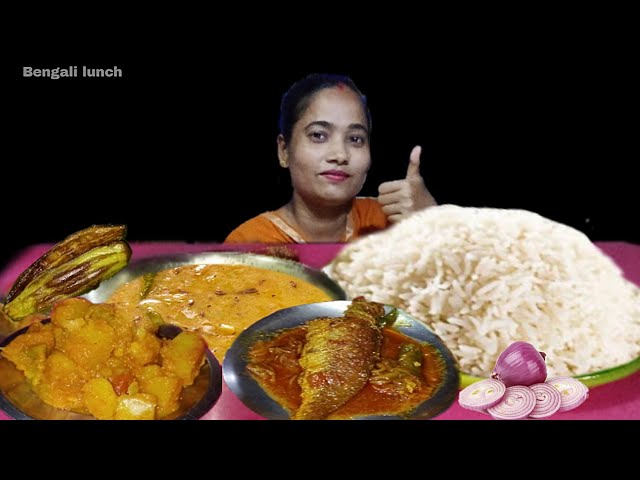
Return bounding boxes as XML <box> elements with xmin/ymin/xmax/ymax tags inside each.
<box><xmin>224</xmin><ymin>198</ymin><xmax>389</xmax><ymax>244</ymax></box>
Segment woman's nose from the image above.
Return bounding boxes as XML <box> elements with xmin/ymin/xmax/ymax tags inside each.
<box><xmin>327</xmin><ymin>148</ymin><xmax>350</xmax><ymax>165</ymax></box>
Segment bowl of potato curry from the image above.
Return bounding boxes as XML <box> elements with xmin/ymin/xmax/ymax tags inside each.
<box><xmin>0</xmin><ymin>298</ymin><xmax>221</xmax><ymax>420</ymax></box>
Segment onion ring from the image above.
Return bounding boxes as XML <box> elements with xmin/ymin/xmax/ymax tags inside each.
<box><xmin>458</xmin><ymin>378</ymin><xmax>506</xmax><ymax>412</ymax></box>
<box><xmin>529</xmin><ymin>382</ymin><xmax>562</xmax><ymax>418</ymax></box>
<box><xmin>546</xmin><ymin>377</ymin><xmax>589</xmax><ymax>412</ymax></box>
<box><xmin>487</xmin><ymin>385</ymin><xmax>536</xmax><ymax>419</ymax></box>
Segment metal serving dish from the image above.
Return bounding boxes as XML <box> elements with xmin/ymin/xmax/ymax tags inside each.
<box><xmin>223</xmin><ymin>300</ymin><xmax>460</xmax><ymax>420</ymax></box>
<box><xmin>85</xmin><ymin>252</ymin><xmax>346</xmax><ymax>303</ymax></box>
<box><xmin>0</xmin><ymin>322</ymin><xmax>222</xmax><ymax>420</ymax></box>
<box><xmin>0</xmin><ymin>252</ymin><xmax>345</xmax><ymax>420</ymax></box>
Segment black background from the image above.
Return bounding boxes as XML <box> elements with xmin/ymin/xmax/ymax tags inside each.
<box><xmin>4</xmin><ymin>39</ymin><xmax>638</xmax><ymax>271</ymax></box>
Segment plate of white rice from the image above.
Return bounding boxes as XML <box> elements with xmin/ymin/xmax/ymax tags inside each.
<box><xmin>324</xmin><ymin>205</ymin><xmax>640</xmax><ymax>387</ymax></box>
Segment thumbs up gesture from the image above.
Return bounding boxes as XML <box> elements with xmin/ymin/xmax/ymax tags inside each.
<box><xmin>377</xmin><ymin>146</ymin><xmax>437</xmax><ymax>223</ymax></box>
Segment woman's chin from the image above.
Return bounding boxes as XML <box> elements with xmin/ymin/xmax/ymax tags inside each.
<box><xmin>318</xmin><ymin>195</ymin><xmax>357</xmax><ymax>208</ymax></box>
<box><xmin>317</xmin><ymin>187</ymin><xmax>361</xmax><ymax>205</ymax></box>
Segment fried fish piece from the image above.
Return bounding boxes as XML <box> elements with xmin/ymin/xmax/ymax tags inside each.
<box><xmin>294</xmin><ymin>298</ymin><xmax>388</xmax><ymax>420</ymax></box>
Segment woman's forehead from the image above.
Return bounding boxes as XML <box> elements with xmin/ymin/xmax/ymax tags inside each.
<box><xmin>299</xmin><ymin>87</ymin><xmax>368</xmax><ymax>128</ymax></box>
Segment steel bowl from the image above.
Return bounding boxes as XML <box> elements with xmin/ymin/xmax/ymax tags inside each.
<box><xmin>0</xmin><ymin>321</ymin><xmax>222</xmax><ymax>420</ymax></box>
<box><xmin>223</xmin><ymin>300</ymin><xmax>460</xmax><ymax>420</ymax></box>
<box><xmin>84</xmin><ymin>252</ymin><xmax>346</xmax><ymax>303</ymax></box>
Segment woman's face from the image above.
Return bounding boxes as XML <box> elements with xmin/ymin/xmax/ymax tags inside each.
<box><xmin>278</xmin><ymin>87</ymin><xmax>371</xmax><ymax>208</ymax></box>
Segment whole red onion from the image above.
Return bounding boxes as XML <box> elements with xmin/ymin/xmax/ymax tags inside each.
<box><xmin>491</xmin><ymin>341</ymin><xmax>547</xmax><ymax>387</ymax></box>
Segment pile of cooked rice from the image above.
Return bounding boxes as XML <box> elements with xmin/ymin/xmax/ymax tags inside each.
<box><xmin>325</xmin><ymin>205</ymin><xmax>640</xmax><ymax>377</ymax></box>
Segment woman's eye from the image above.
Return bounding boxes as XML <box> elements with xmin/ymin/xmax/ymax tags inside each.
<box><xmin>350</xmin><ymin>136</ymin><xmax>365</xmax><ymax>145</ymax></box>
<box><xmin>310</xmin><ymin>132</ymin><xmax>327</xmax><ymax>141</ymax></box>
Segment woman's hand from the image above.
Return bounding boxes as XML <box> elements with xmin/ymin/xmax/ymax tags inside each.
<box><xmin>377</xmin><ymin>146</ymin><xmax>437</xmax><ymax>223</ymax></box>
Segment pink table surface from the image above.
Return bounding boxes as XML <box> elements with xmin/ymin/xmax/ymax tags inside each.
<box><xmin>1</xmin><ymin>241</ymin><xmax>638</xmax><ymax>420</ymax></box>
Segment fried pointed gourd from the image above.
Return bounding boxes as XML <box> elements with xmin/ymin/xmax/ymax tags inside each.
<box><xmin>294</xmin><ymin>298</ymin><xmax>387</xmax><ymax>420</ymax></box>
<box><xmin>3</xmin><ymin>225</ymin><xmax>131</xmax><ymax>320</ymax></box>
<box><xmin>5</xmin><ymin>225</ymin><xmax>127</xmax><ymax>304</ymax></box>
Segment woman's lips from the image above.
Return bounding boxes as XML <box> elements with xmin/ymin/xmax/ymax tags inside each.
<box><xmin>320</xmin><ymin>170</ymin><xmax>351</xmax><ymax>183</ymax></box>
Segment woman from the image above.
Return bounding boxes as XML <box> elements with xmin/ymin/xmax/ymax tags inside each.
<box><xmin>225</xmin><ymin>73</ymin><xmax>436</xmax><ymax>243</ymax></box>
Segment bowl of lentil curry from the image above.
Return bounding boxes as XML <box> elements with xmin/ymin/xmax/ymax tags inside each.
<box><xmin>84</xmin><ymin>252</ymin><xmax>346</xmax><ymax>359</ymax></box>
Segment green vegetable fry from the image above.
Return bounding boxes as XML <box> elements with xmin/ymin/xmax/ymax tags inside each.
<box><xmin>3</xmin><ymin>225</ymin><xmax>131</xmax><ymax>320</ymax></box>
<box><xmin>398</xmin><ymin>343</ymin><xmax>423</xmax><ymax>376</ymax></box>
<box><xmin>5</xmin><ymin>225</ymin><xmax>127</xmax><ymax>303</ymax></box>
<box><xmin>140</xmin><ymin>273</ymin><xmax>157</xmax><ymax>299</ymax></box>
<box><xmin>378</xmin><ymin>309</ymin><xmax>398</xmax><ymax>328</ymax></box>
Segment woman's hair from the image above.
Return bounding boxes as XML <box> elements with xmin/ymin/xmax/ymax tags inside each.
<box><xmin>279</xmin><ymin>73</ymin><xmax>371</xmax><ymax>143</ymax></box>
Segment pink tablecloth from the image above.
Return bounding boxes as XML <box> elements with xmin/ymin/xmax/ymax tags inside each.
<box><xmin>1</xmin><ymin>241</ymin><xmax>639</xmax><ymax>420</ymax></box>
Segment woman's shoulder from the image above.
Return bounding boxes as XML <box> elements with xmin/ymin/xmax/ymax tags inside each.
<box><xmin>224</xmin><ymin>212</ymin><xmax>291</xmax><ymax>243</ymax></box>
<box><xmin>225</xmin><ymin>212</ymin><xmax>272</xmax><ymax>242</ymax></box>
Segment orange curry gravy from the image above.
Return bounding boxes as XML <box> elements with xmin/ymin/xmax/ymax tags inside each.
<box><xmin>107</xmin><ymin>264</ymin><xmax>331</xmax><ymax>359</ymax></box>
<box><xmin>247</xmin><ymin>327</ymin><xmax>445</xmax><ymax>419</ymax></box>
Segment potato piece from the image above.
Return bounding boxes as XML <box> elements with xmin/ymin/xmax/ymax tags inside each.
<box><xmin>83</xmin><ymin>378</ymin><xmax>118</xmax><ymax>420</ymax></box>
<box><xmin>127</xmin><ymin>330</ymin><xmax>161</xmax><ymax>367</ymax></box>
<box><xmin>7</xmin><ymin>344</ymin><xmax>48</xmax><ymax>386</ymax></box>
<box><xmin>98</xmin><ymin>355</ymin><xmax>128</xmax><ymax>380</ymax></box>
<box><xmin>137</xmin><ymin>364</ymin><xmax>163</xmax><ymax>382</ymax></box>
<box><xmin>1</xmin><ymin>322</ymin><xmax>55</xmax><ymax>361</ymax></box>
<box><xmin>127</xmin><ymin>381</ymin><xmax>139</xmax><ymax>395</ymax></box>
<box><xmin>87</xmin><ymin>304</ymin><xmax>126</xmax><ymax>360</ymax></box>
<box><xmin>0</xmin><ymin>358</ymin><xmax>25</xmax><ymax>391</ymax></box>
<box><xmin>138</xmin><ymin>374</ymin><xmax>182</xmax><ymax>418</ymax></box>
<box><xmin>35</xmin><ymin>351</ymin><xmax>86</xmax><ymax>411</ymax></box>
<box><xmin>63</xmin><ymin>319</ymin><xmax>116</xmax><ymax>371</ymax></box>
<box><xmin>1</xmin><ymin>322</ymin><xmax>55</xmax><ymax>386</ymax></box>
<box><xmin>161</xmin><ymin>331</ymin><xmax>206</xmax><ymax>387</ymax></box>
<box><xmin>50</xmin><ymin>298</ymin><xmax>93</xmax><ymax>330</ymax></box>
<box><xmin>108</xmin><ymin>304</ymin><xmax>135</xmax><ymax>346</ymax></box>
<box><xmin>115</xmin><ymin>393</ymin><xmax>157</xmax><ymax>420</ymax></box>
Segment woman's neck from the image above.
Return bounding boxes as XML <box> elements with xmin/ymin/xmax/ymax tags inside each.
<box><xmin>279</xmin><ymin>196</ymin><xmax>353</xmax><ymax>242</ymax></box>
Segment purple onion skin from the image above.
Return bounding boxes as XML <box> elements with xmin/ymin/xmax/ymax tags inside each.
<box><xmin>492</xmin><ymin>341</ymin><xmax>547</xmax><ymax>387</ymax></box>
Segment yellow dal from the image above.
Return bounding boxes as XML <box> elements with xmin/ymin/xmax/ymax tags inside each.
<box><xmin>107</xmin><ymin>264</ymin><xmax>331</xmax><ymax>358</ymax></box>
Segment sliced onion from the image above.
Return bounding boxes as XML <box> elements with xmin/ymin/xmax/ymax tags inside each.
<box><xmin>492</xmin><ymin>341</ymin><xmax>547</xmax><ymax>387</ymax></box>
<box><xmin>458</xmin><ymin>379</ymin><xmax>506</xmax><ymax>411</ymax></box>
<box><xmin>487</xmin><ymin>385</ymin><xmax>536</xmax><ymax>420</ymax></box>
<box><xmin>545</xmin><ymin>377</ymin><xmax>589</xmax><ymax>412</ymax></box>
<box><xmin>528</xmin><ymin>382</ymin><xmax>562</xmax><ymax>418</ymax></box>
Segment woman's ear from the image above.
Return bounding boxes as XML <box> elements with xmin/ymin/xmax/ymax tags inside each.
<box><xmin>277</xmin><ymin>134</ymin><xmax>289</xmax><ymax>168</ymax></box>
